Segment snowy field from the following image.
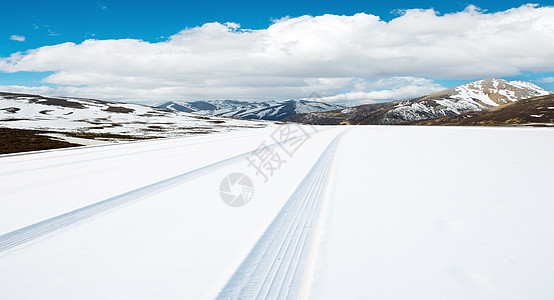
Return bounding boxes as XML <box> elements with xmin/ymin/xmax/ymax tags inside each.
<box><xmin>0</xmin><ymin>125</ymin><xmax>553</xmax><ymax>299</ymax></box>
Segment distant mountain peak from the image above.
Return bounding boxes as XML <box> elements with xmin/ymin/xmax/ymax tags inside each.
<box><xmin>450</xmin><ymin>78</ymin><xmax>551</xmax><ymax>106</ymax></box>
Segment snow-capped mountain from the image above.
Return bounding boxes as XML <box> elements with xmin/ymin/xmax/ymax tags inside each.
<box><xmin>0</xmin><ymin>92</ymin><xmax>268</xmax><ymax>142</ymax></box>
<box><xmin>157</xmin><ymin>99</ymin><xmax>344</xmax><ymax>120</ymax></box>
<box><xmin>286</xmin><ymin>79</ymin><xmax>552</xmax><ymax>125</ymax></box>
<box><xmin>411</xmin><ymin>94</ymin><xmax>554</xmax><ymax>127</ymax></box>
<box><xmin>426</xmin><ymin>78</ymin><xmax>550</xmax><ymax>107</ymax></box>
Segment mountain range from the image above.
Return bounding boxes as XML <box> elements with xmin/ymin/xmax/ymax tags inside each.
<box><xmin>409</xmin><ymin>94</ymin><xmax>554</xmax><ymax>127</ymax></box>
<box><xmin>2</xmin><ymin>79</ymin><xmax>553</xmax><ymax>154</ymax></box>
<box><xmin>157</xmin><ymin>99</ymin><xmax>344</xmax><ymax>121</ymax></box>
<box><xmin>0</xmin><ymin>92</ymin><xmax>268</xmax><ymax>153</ymax></box>
<box><xmin>285</xmin><ymin>79</ymin><xmax>552</xmax><ymax>125</ymax></box>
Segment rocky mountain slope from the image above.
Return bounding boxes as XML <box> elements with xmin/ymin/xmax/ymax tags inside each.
<box><xmin>408</xmin><ymin>94</ymin><xmax>554</xmax><ymax>127</ymax></box>
<box><xmin>286</xmin><ymin>79</ymin><xmax>551</xmax><ymax>125</ymax></box>
<box><xmin>0</xmin><ymin>92</ymin><xmax>269</xmax><ymax>151</ymax></box>
<box><xmin>158</xmin><ymin>99</ymin><xmax>344</xmax><ymax>121</ymax></box>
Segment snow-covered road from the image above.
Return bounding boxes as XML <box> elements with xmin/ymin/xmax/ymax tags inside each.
<box><xmin>1</xmin><ymin>126</ymin><xmax>553</xmax><ymax>299</ymax></box>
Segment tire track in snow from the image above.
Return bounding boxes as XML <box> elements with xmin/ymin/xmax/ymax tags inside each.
<box><xmin>217</xmin><ymin>129</ymin><xmax>347</xmax><ymax>300</ymax></box>
<box><xmin>0</xmin><ymin>129</ymin><xmax>323</xmax><ymax>254</ymax></box>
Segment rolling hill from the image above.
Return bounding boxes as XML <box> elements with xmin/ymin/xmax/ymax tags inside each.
<box><xmin>0</xmin><ymin>92</ymin><xmax>269</xmax><ymax>153</ymax></box>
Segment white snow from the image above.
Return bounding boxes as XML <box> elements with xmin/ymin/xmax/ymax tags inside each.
<box><xmin>42</xmin><ymin>133</ymin><xmax>116</xmax><ymax>145</ymax></box>
<box><xmin>0</xmin><ymin>125</ymin><xmax>553</xmax><ymax>299</ymax></box>
<box><xmin>340</xmin><ymin>107</ymin><xmax>356</xmax><ymax>114</ymax></box>
<box><xmin>310</xmin><ymin>126</ymin><xmax>554</xmax><ymax>300</ymax></box>
<box><xmin>509</xmin><ymin>80</ymin><xmax>552</xmax><ymax>96</ymax></box>
<box><xmin>453</xmin><ymin>85</ymin><xmax>499</xmax><ymax>107</ymax></box>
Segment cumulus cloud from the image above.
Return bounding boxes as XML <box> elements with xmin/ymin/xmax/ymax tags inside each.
<box><xmin>10</xmin><ymin>35</ymin><xmax>25</xmax><ymax>42</ymax></box>
<box><xmin>314</xmin><ymin>77</ymin><xmax>445</xmax><ymax>105</ymax></box>
<box><xmin>1</xmin><ymin>4</ymin><xmax>554</xmax><ymax>103</ymax></box>
<box><xmin>0</xmin><ymin>85</ymin><xmax>56</xmax><ymax>95</ymax></box>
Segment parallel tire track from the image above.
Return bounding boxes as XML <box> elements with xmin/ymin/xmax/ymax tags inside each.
<box><xmin>0</xmin><ymin>130</ymin><xmax>321</xmax><ymax>254</ymax></box>
<box><xmin>217</xmin><ymin>129</ymin><xmax>347</xmax><ymax>300</ymax></box>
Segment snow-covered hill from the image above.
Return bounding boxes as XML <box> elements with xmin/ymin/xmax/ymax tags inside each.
<box><xmin>287</xmin><ymin>79</ymin><xmax>552</xmax><ymax>125</ymax></box>
<box><xmin>411</xmin><ymin>94</ymin><xmax>554</xmax><ymax>127</ymax></box>
<box><xmin>0</xmin><ymin>92</ymin><xmax>269</xmax><ymax>143</ymax></box>
<box><xmin>158</xmin><ymin>99</ymin><xmax>344</xmax><ymax>120</ymax></box>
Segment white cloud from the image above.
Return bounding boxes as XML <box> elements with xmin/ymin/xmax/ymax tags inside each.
<box><xmin>0</xmin><ymin>85</ymin><xmax>56</xmax><ymax>95</ymax></box>
<box><xmin>1</xmin><ymin>4</ymin><xmax>554</xmax><ymax>103</ymax></box>
<box><xmin>535</xmin><ymin>77</ymin><xmax>554</xmax><ymax>83</ymax></box>
<box><xmin>10</xmin><ymin>35</ymin><xmax>25</xmax><ymax>42</ymax></box>
<box><xmin>314</xmin><ymin>77</ymin><xmax>445</xmax><ymax>105</ymax></box>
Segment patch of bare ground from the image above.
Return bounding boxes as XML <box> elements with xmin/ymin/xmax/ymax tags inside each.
<box><xmin>177</xmin><ymin>126</ymin><xmax>213</xmax><ymax>130</ymax></box>
<box><xmin>0</xmin><ymin>128</ymin><xmax>81</xmax><ymax>154</ymax></box>
<box><xmin>139</xmin><ymin>113</ymin><xmax>166</xmax><ymax>117</ymax></box>
<box><xmin>103</xmin><ymin>106</ymin><xmax>135</xmax><ymax>113</ymax></box>
<box><xmin>76</xmin><ymin>118</ymin><xmax>109</xmax><ymax>125</ymax></box>
<box><xmin>185</xmin><ymin>131</ymin><xmax>213</xmax><ymax>135</ymax></box>
<box><xmin>145</xmin><ymin>126</ymin><xmax>165</xmax><ymax>131</ymax></box>
<box><xmin>68</xmin><ymin>132</ymin><xmax>152</xmax><ymax>141</ymax></box>
<box><xmin>30</xmin><ymin>98</ymin><xmax>86</xmax><ymax>109</ymax></box>
<box><xmin>1</xmin><ymin>118</ymin><xmax>33</xmax><ymax>122</ymax></box>
<box><xmin>1</xmin><ymin>107</ymin><xmax>21</xmax><ymax>113</ymax></box>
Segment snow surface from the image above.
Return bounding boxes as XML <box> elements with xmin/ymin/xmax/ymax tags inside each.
<box><xmin>42</xmin><ymin>133</ymin><xmax>117</xmax><ymax>146</ymax></box>
<box><xmin>1</xmin><ymin>126</ymin><xmax>553</xmax><ymax>299</ymax></box>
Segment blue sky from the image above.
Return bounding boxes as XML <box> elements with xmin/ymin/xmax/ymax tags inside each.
<box><xmin>2</xmin><ymin>0</ymin><xmax>543</xmax><ymax>55</ymax></box>
<box><xmin>1</xmin><ymin>0</ymin><xmax>554</xmax><ymax>103</ymax></box>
